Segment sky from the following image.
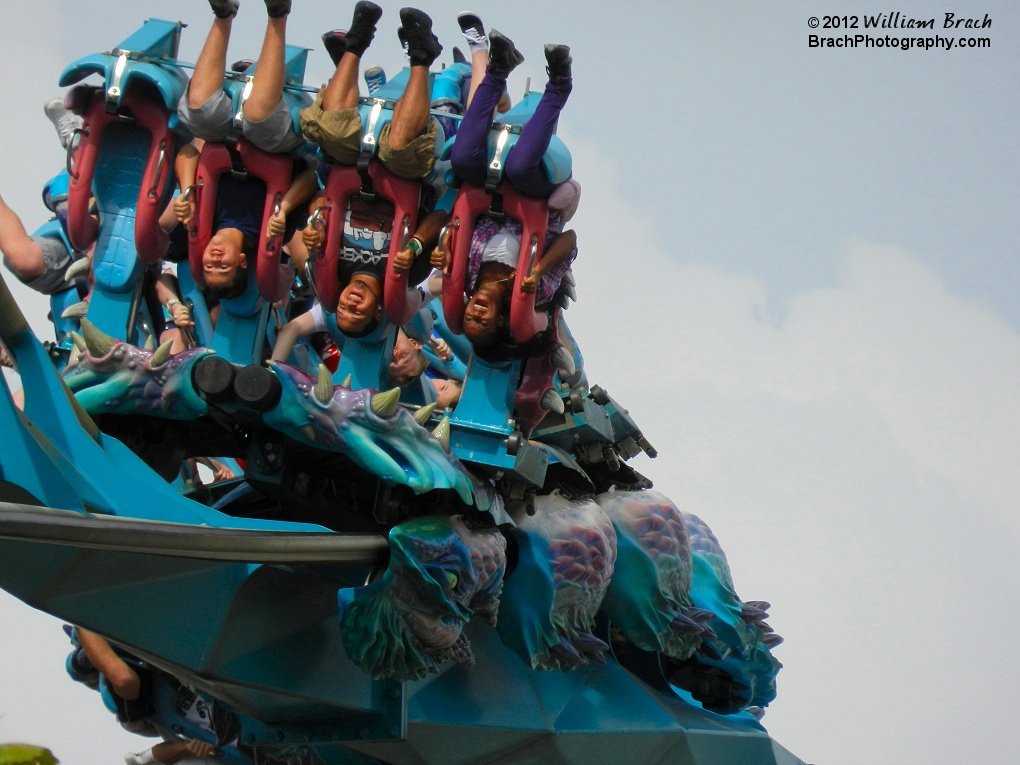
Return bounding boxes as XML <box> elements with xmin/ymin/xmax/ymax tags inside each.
<box><xmin>2</xmin><ymin>1</ymin><xmax>1019</xmax><ymax>763</ymax></box>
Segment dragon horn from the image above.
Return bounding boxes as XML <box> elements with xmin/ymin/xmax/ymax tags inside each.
<box><xmin>314</xmin><ymin>363</ymin><xmax>334</xmax><ymax>404</ymax></box>
<box><xmin>370</xmin><ymin>387</ymin><xmax>401</xmax><ymax>417</ymax></box>
<box><xmin>61</xmin><ymin>301</ymin><xmax>89</xmax><ymax>320</ymax></box>
<box><xmin>69</xmin><ymin>331</ymin><xmax>87</xmax><ymax>351</ymax></box>
<box><xmin>432</xmin><ymin>415</ymin><xmax>451</xmax><ymax>448</ymax></box>
<box><xmin>413</xmin><ymin>402</ymin><xmax>437</xmax><ymax>426</ymax></box>
<box><xmin>550</xmin><ymin>345</ymin><xmax>575</xmax><ymax>376</ymax></box>
<box><xmin>80</xmin><ymin>319</ymin><xmax>116</xmax><ymax>357</ymax></box>
<box><xmin>340</xmin><ymin>374</ymin><xmax>352</xmax><ymax>389</ymax></box>
<box><xmin>63</xmin><ymin>257</ymin><xmax>91</xmax><ymax>282</ymax></box>
<box><xmin>150</xmin><ymin>339</ymin><xmax>173</xmax><ymax>367</ymax></box>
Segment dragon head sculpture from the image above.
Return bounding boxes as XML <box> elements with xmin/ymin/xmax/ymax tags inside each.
<box><xmin>264</xmin><ymin>362</ymin><xmax>483</xmax><ymax>504</ymax></box>
<box><xmin>336</xmin><ymin>515</ymin><xmax>507</xmax><ymax>681</ymax></box>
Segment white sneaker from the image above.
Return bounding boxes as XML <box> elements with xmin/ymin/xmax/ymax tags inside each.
<box><xmin>124</xmin><ymin>749</ymin><xmax>157</xmax><ymax>765</ymax></box>
<box><xmin>44</xmin><ymin>98</ymin><xmax>81</xmax><ymax>149</ymax></box>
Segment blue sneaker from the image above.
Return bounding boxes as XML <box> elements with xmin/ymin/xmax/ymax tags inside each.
<box><xmin>363</xmin><ymin>66</ymin><xmax>387</xmax><ymax>94</ymax></box>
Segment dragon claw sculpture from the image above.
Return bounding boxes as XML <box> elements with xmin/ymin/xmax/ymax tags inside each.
<box><xmin>673</xmin><ymin>510</ymin><xmax>783</xmax><ymax>713</ymax></box>
<box><xmin>498</xmin><ymin>493</ymin><xmax>617</xmax><ymax>671</ymax></box>
<box><xmin>336</xmin><ymin>515</ymin><xmax>507</xmax><ymax>680</ymax></box>
<box><xmin>596</xmin><ymin>489</ymin><xmax>716</xmax><ymax>661</ymax></box>
<box><xmin>487</xmin><ymin>488</ymin><xmax>781</xmax><ymax>715</ymax></box>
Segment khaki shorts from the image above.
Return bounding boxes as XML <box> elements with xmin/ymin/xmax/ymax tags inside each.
<box><xmin>299</xmin><ymin>88</ymin><xmax>438</xmax><ymax>179</ymax></box>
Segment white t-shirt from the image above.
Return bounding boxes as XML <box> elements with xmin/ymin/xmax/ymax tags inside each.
<box><xmin>480</xmin><ymin>228</ymin><xmax>521</xmax><ymax>267</ymax></box>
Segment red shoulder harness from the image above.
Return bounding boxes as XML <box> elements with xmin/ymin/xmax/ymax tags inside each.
<box><xmin>442</xmin><ymin>182</ymin><xmax>550</xmax><ymax>343</ymax></box>
<box><xmin>316</xmin><ymin>162</ymin><xmax>421</xmax><ymax>324</ymax></box>
<box><xmin>187</xmin><ymin>139</ymin><xmax>293</xmax><ymax>302</ymax></box>
<box><xmin>66</xmin><ymin>87</ymin><xmax>176</xmax><ymax>264</ymax></box>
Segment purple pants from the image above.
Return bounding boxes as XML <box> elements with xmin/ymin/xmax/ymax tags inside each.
<box><xmin>451</xmin><ymin>70</ymin><xmax>572</xmax><ymax>198</ymax></box>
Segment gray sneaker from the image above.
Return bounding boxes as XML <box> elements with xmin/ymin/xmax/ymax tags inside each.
<box><xmin>208</xmin><ymin>0</ymin><xmax>239</xmax><ymax>18</ymax></box>
<box><xmin>44</xmin><ymin>98</ymin><xmax>81</xmax><ymax>149</ymax></box>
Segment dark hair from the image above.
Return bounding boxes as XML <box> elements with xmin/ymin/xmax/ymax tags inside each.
<box><xmin>202</xmin><ymin>271</ymin><xmax>248</xmax><ymax>303</ymax></box>
<box><xmin>336</xmin><ymin>315</ymin><xmax>381</xmax><ymax>339</ymax></box>
<box><xmin>203</xmin><ymin>250</ymin><xmax>250</xmax><ymax>302</ymax></box>
<box><xmin>472</xmin><ymin>325</ymin><xmax>557</xmax><ymax>364</ymax></box>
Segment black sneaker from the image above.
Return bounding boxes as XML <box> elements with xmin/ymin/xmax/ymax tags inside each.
<box><xmin>399</xmin><ymin>7</ymin><xmax>443</xmax><ymax>67</ymax></box>
<box><xmin>264</xmin><ymin>0</ymin><xmax>291</xmax><ymax>18</ymax></box>
<box><xmin>488</xmin><ymin>29</ymin><xmax>524</xmax><ymax>74</ymax></box>
<box><xmin>397</xmin><ymin>25</ymin><xmax>409</xmax><ymax>58</ymax></box>
<box><xmin>346</xmin><ymin>1</ymin><xmax>383</xmax><ymax>58</ymax></box>
<box><xmin>452</xmin><ymin>46</ymin><xmax>467</xmax><ymax>64</ymax></box>
<box><xmin>208</xmin><ymin>0</ymin><xmax>239</xmax><ymax>18</ymax></box>
<box><xmin>230</xmin><ymin>58</ymin><xmax>254</xmax><ymax>73</ymax></box>
<box><xmin>321</xmin><ymin>29</ymin><xmax>347</xmax><ymax>67</ymax></box>
<box><xmin>544</xmin><ymin>44</ymin><xmax>571</xmax><ymax>80</ymax></box>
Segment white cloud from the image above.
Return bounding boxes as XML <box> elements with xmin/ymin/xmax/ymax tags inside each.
<box><xmin>563</xmin><ymin>136</ymin><xmax>1020</xmax><ymax>764</ymax></box>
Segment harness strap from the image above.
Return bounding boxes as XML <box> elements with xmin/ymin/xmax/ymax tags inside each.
<box><xmin>187</xmin><ymin>139</ymin><xmax>293</xmax><ymax>302</ymax></box>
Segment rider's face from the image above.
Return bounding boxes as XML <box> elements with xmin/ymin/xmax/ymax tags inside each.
<box><xmin>202</xmin><ymin>233</ymin><xmax>246</xmax><ymax>290</ymax></box>
<box><xmin>335</xmin><ymin>278</ymin><xmax>381</xmax><ymax>334</ymax></box>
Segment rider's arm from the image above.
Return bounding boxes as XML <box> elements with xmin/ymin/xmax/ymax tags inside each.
<box><xmin>155</xmin><ymin>269</ymin><xmax>192</xmax><ymax>328</ymax></box>
<box><xmin>270</xmin><ymin>308</ymin><xmax>320</xmax><ymax>364</ymax></box>
<box><xmin>174</xmin><ymin>142</ymin><xmax>200</xmax><ymax>192</ymax></box>
<box><xmin>521</xmin><ymin>229</ymin><xmax>576</xmax><ymax>294</ymax></box>
<box><xmin>173</xmin><ymin>142</ymin><xmax>201</xmax><ymax>225</ymax></box>
<box><xmin>393</xmin><ymin>209</ymin><xmax>450</xmax><ymax>272</ymax></box>
<box><xmin>267</xmin><ymin>168</ymin><xmax>319</xmax><ymax>238</ymax></box>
